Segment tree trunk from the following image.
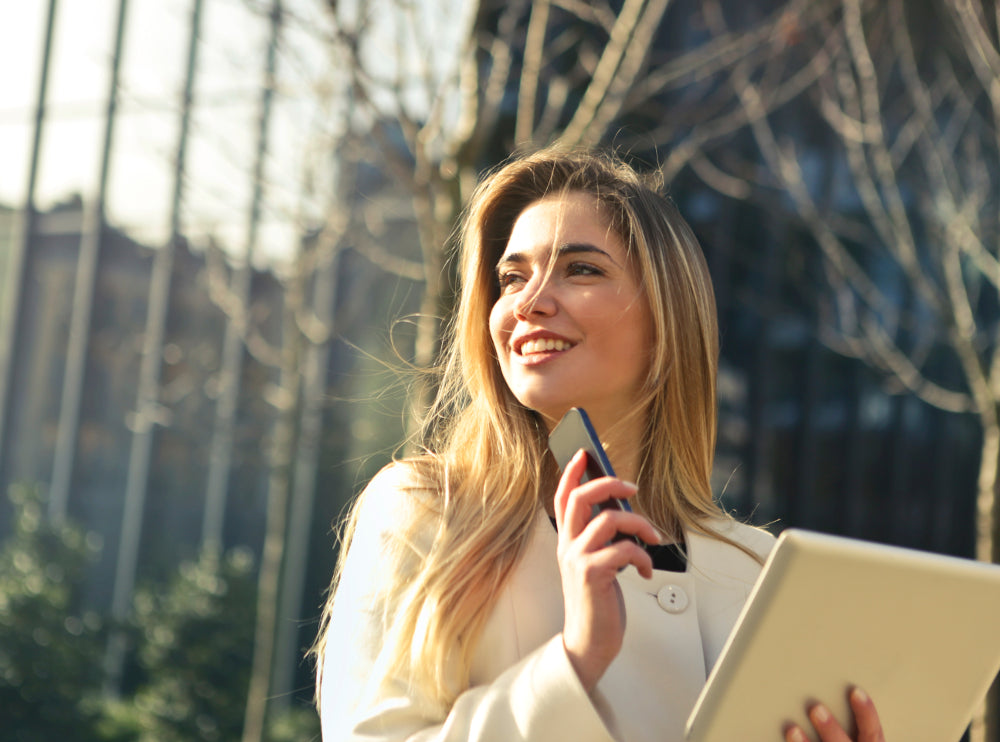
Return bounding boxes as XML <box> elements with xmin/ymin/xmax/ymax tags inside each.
<box><xmin>405</xmin><ymin>174</ymin><xmax>462</xmax><ymax>444</ymax></box>
<box><xmin>241</xmin><ymin>272</ymin><xmax>303</xmax><ymax>742</ymax></box>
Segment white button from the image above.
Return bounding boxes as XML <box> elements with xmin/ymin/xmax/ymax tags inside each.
<box><xmin>656</xmin><ymin>584</ymin><xmax>689</xmax><ymax>614</ymax></box>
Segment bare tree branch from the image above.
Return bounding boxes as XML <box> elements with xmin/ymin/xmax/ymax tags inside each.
<box><xmin>352</xmin><ymin>230</ymin><xmax>425</xmax><ymax>281</ymax></box>
<box><xmin>650</xmin><ymin>0</ymin><xmax>838</xmax><ymax>181</ymax></box>
<box><xmin>516</xmin><ymin>0</ymin><xmax>551</xmax><ymax>145</ymax></box>
<box><xmin>559</xmin><ymin>0</ymin><xmax>667</xmax><ymax>147</ymax></box>
<box><xmin>551</xmin><ymin>0</ymin><xmax>617</xmax><ymax>34</ymax></box>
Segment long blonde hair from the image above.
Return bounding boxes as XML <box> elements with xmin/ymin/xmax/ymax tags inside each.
<box><xmin>315</xmin><ymin>146</ymin><xmax>736</xmax><ymax>714</ymax></box>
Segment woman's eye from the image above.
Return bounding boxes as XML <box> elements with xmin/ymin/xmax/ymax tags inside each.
<box><xmin>567</xmin><ymin>262</ymin><xmax>603</xmax><ymax>277</ymax></box>
<box><xmin>497</xmin><ymin>271</ymin><xmax>525</xmax><ymax>291</ymax></box>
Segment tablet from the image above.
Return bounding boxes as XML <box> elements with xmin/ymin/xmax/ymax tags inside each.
<box><xmin>685</xmin><ymin>528</ymin><xmax>1000</xmax><ymax>742</ymax></box>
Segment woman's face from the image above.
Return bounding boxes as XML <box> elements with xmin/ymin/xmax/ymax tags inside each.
<box><xmin>488</xmin><ymin>191</ymin><xmax>654</xmax><ymax>432</ymax></box>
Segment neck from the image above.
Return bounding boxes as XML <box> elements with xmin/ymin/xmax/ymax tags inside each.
<box><xmin>597</xmin><ymin>415</ymin><xmax>645</xmax><ymax>484</ymax></box>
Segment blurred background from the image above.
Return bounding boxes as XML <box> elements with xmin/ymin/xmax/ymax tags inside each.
<box><xmin>0</xmin><ymin>0</ymin><xmax>997</xmax><ymax>740</ymax></box>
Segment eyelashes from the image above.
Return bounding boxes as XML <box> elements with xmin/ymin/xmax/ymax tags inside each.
<box><xmin>566</xmin><ymin>262</ymin><xmax>604</xmax><ymax>278</ymax></box>
<box><xmin>495</xmin><ymin>262</ymin><xmax>605</xmax><ymax>292</ymax></box>
<box><xmin>496</xmin><ymin>271</ymin><xmax>523</xmax><ymax>290</ymax></box>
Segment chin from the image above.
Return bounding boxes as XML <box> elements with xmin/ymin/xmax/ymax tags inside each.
<box><xmin>517</xmin><ymin>398</ymin><xmax>574</xmax><ymax>430</ymax></box>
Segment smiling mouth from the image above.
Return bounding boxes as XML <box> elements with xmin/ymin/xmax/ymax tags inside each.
<box><xmin>517</xmin><ymin>338</ymin><xmax>573</xmax><ymax>355</ymax></box>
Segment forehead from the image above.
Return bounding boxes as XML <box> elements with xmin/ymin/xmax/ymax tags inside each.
<box><xmin>500</xmin><ymin>191</ymin><xmax>624</xmax><ymax>259</ymax></box>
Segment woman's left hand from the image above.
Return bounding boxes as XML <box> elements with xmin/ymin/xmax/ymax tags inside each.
<box><xmin>784</xmin><ymin>687</ymin><xmax>885</xmax><ymax>742</ymax></box>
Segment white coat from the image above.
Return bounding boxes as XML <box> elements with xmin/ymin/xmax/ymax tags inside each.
<box><xmin>319</xmin><ymin>464</ymin><xmax>776</xmax><ymax>742</ymax></box>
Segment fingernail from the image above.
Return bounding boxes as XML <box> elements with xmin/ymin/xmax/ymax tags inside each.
<box><xmin>621</xmin><ymin>480</ymin><xmax>638</xmax><ymax>492</ymax></box>
<box><xmin>852</xmin><ymin>686</ymin><xmax>869</xmax><ymax>704</ymax></box>
<box><xmin>810</xmin><ymin>704</ymin><xmax>830</xmax><ymax>724</ymax></box>
<box><xmin>787</xmin><ymin>727</ymin><xmax>807</xmax><ymax>742</ymax></box>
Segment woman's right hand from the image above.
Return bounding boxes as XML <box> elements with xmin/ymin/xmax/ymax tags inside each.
<box><xmin>553</xmin><ymin>449</ymin><xmax>660</xmax><ymax>693</ymax></box>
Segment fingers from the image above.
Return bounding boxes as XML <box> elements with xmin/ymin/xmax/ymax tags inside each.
<box><xmin>809</xmin><ymin>704</ymin><xmax>848</xmax><ymax>742</ymax></box>
<box><xmin>849</xmin><ymin>687</ymin><xmax>885</xmax><ymax>742</ymax></box>
<box><xmin>783</xmin><ymin>688</ymin><xmax>884</xmax><ymax>742</ymax></box>
<box><xmin>555</xmin><ymin>451</ymin><xmax>658</xmax><ymax>543</ymax></box>
<box><xmin>553</xmin><ymin>449</ymin><xmax>658</xmax><ymax>578</ymax></box>
<box><xmin>569</xmin><ymin>499</ymin><xmax>659</xmax><ymax>550</ymax></box>
<box><xmin>553</xmin><ymin>449</ymin><xmax>588</xmax><ymax>525</ymax></box>
<box><xmin>784</xmin><ymin>723</ymin><xmax>810</xmax><ymax>742</ymax></box>
<box><xmin>573</xmin><ymin>518</ymin><xmax>656</xmax><ymax>578</ymax></box>
<box><xmin>784</xmin><ymin>704</ymin><xmax>847</xmax><ymax>742</ymax></box>
<box><xmin>577</xmin><ymin>540</ymin><xmax>649</xmax><ymax>576</ymax></box>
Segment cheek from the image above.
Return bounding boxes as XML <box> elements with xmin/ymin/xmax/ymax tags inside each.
<box><xmin>603</xmin><ymin>297</ymin><xmax>655</xmax><ymax>366</ymax></box>
<box><xmin>488</xmin><ymin>300</ymin><xmax>510</xmax><ymax>357</ymax></box>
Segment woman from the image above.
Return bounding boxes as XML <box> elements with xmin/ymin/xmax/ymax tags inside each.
<box><xmin>313</xmin><ymin>148</ymin><xmax>884</xmax><ymax>742</ymax></box>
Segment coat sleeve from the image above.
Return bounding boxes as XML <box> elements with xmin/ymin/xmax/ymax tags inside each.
<box><xmin>317</xmin><ymin>464</ymin><xmax>616</xmax><ymax>742</ymax></box>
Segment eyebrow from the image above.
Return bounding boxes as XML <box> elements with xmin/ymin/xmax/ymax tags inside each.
<box><xmin>495</xmin><ymin>242</ymin><xmax>621</xmax><ymax>270</ymax></box>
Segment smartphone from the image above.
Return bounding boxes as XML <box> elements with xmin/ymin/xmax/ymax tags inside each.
<box><xmin>548</xmin><ymin>407</ymin><xmax>638</xmax><ymax>543</ymax></box>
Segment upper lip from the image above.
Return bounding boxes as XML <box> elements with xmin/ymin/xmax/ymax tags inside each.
<box><xmin>511</xmin><ymin>330</ymin><xmax>575</xmax><ymax>355</ymax></box>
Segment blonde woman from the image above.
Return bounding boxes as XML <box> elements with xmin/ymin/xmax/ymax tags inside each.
<box><xmin>314</xmin><ymin>148</ymin><xmax>885</xmax><ymax>742</ymax></box>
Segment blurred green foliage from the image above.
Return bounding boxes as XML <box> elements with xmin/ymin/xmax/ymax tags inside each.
<box><xmin>0</xmin><ymin>484</ymin><xmax>108</xmax><ymax>742</ymax></box>
<box><xmin>100</xmin><ymin>548</ymin><xmax>259</xmax><ymax>741</ymax></box>
<box><xmin>0</xmin><ymin>486</ymin><xmax>320</xmax><ymax>741</ymax></box>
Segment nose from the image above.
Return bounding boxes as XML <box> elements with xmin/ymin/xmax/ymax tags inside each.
<box><xmin>513</xmin><ymin>276</ymin><xmax>557</xmax><ymax>319</ymax></box>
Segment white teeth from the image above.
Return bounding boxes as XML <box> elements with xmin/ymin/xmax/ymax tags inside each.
<box><xmin>520</xmin><ymin>338</ymin><xmax>571</xmax><ymax>354</ymax></box>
